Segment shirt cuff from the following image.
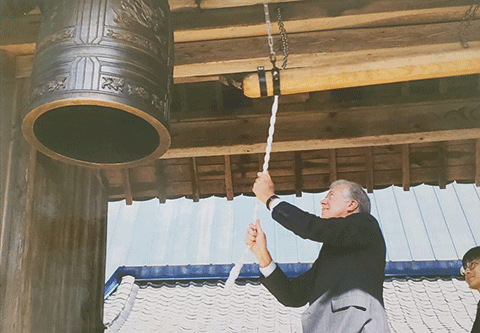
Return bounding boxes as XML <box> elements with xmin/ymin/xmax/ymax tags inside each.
<box><xmin>269</xmin><ymin>198</ymin><xmax>282</xmax><ymax>210</ymax></box>
<box><xmin>259</xmin><ymin>261</ymin><xmax>277</xmax><ymax>278</ymax></box>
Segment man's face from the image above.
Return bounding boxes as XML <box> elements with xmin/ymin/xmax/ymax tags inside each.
<box><xmin>463</xmin><ymin>259</ymin><xmax>480</xmax><ymax>292</ymax></box>
<box><xmin>320</xmin><ymin>185</ymin><xmax>355</xmax><ymax>219</ymax></box>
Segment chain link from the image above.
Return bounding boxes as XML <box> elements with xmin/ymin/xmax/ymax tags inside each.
<box><xmin>263</xmin><ymin>3</ymin><xmax>277</xmax><ymax>65</ymax></box>
<box><xmin>459</xmin><ymin>1</ymin><xmax>480</xmax><ymax>49</ymax></box>
<box><xmin>277</xmin><ymin>7</ymin><xmax>289</xmax><ymax>70</ymax></box>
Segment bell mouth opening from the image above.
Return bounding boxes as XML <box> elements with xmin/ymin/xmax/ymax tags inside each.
<box><xmin>28</xmin><ymin>104</ymin><xmax>166</xmax><ymax>167</ymax></box>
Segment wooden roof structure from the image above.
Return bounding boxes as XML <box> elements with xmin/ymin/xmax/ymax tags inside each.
<box><xmin>2</xmin><ymin>0</ymin><xmax>480</xmax><ymax>203</ymax></box>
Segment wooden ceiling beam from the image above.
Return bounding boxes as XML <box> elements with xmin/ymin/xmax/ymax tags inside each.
<box><xmin>173</xmin><ymin>5</ymin><xmax>474</xmax><ymax>42</ymax></box>
<box><xmin>161</xmin><ymin>98</ymin><xmax>480</xmax><ymax>159</ymax></box>
<box><xmin>174</xmin><ymin>19</ymin><xmax>480</xmax><ymax>76</ymax></box>
<box><xmin>243</xmin><ymin>44</ymin><xmax>480</xmax><ymax>97</ymax></box>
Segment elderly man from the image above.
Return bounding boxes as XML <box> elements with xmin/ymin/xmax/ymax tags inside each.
<box><xmin>246</xmin><ymin>172</ymin><xmax>390</xmax><ymax>332</ymax></box>
<box><xmin>461</xmin><ymin>246</ymin><xmax>480</xmax><ymax>333</ymax></box>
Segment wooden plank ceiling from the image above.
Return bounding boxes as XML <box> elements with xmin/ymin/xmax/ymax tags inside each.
<box><xmin>2</xmin><ymin>0</ymin><xmax>480</xmax><ymax>202</ymax></box>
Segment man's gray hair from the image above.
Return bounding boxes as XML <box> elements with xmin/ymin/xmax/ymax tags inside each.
<box><xmin>330</xmin><ymin>179</ymin><xmax>371</xmax><ymax>214</ymax></box>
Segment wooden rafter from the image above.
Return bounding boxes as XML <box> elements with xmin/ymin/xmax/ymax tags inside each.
<box><xmin>155</xmin><ymin>160</ymin><xmax>166</xmax><ymax>204</ymax></box>
<box><xmin>105</xmin><ymin>139</ymin><xmax>478</xmax><ymax>201</ymax></box>
<box><xmin>123</xmin><ymin>169</ymin><xmax>133</xmax><ymax>205</ymax></box>
<box><xmin>437</xmin><ymin>142</ymin><xmax>447</xmax><ymax>189</ymax></box>
<box><xmin>329</xmin><ymin>149</ymin><xmax>337</xmax><ymax>184</ymax></box>
<box><xmin>365</xmin><ymin>147</ymin><xmax>374</xmax><ymax>193</ymax></box>
<box><xmin>189</xmin><ymin>157</ymin><xmax>200</xmax><ymax>202</ymax></box>
<box><xmin>476</xmin><ymin>138</ymin><xmax>480</xmax><ymax>187</ymax></box>
<box><xmin>224</xmin><ymin>155</ymin><xmax>234</xmax><ymax>200</ymax></box>
<box><xmin>294</xmin><ymin>151</ymin><xmax>303</xmax><ymax>197</ymax></box>
<box><xmin>257</xmin><ymin>153</ymin><xmax>264</xmax><ymax>172</ymax></box>
<box><xmin>402</xmin><ymin>144</ymin><xmax>410</xmax><ymax>191</ymax></box>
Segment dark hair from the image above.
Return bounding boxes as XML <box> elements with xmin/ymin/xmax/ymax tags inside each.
<box><xmin>330</xmin><ymin>179</ymin><xmax>371</xmax><ymax>214</ymax></box>
<box><xmin>462</xmin><ymin>246</ymin><xmax>480</xmax><ymax>267</ymax></box>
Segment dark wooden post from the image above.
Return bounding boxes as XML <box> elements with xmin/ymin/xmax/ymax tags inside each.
<box><xmin>1</xmin><ymin>51</ymin><xmax>108</xmax><ymax>333</ymax></box>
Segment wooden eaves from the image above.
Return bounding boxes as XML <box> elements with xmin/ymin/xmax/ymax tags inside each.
<box><xmin>2</xmin><ymin>0</ymin><xmax>480</xmax><ymax>202</ymax></box>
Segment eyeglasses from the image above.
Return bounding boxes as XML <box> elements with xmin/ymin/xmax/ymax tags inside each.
<box><xmin>460</xmin><ymin>260</ymin><xmax>479</xmax><ymax>276</ymax></box>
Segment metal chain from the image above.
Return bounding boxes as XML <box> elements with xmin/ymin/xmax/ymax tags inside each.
<box><xmin>263</xmin><ymin>4</ymin><xmax>289</xmax><ymax>69</ymax></box>
<box><xmin>263</xmin><ymin>3</ymin><xmax>277</xmax><ymax>66</ymax></box>
<box><xmin>459</xmin><ymin>1</ymin><xmax>480</xmax><ymax>49</ymax></box>
<box><xmin>277</xmin><ymin>7</ymin><xmax>289</xmax><ymax>70</ymax></box>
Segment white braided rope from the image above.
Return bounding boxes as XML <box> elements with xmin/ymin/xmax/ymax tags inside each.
<box><xmin>224</xmin><ymin>95</ymin><xmax>279</xmax><ymax>292</ymax></box>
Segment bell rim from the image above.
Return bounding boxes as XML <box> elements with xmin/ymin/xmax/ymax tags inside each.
<box><xmin>22</xmin><ymin>98</ymin><xmax>171</xmax><ymax>169</ymax></box>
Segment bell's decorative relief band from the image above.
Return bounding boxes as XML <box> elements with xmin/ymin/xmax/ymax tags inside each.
<box><xmin>105</xmin><ymin>28</ymin><xmax>162</xmax><ymax>59</ymax></box>
<box><xmin>101</xmin><ymin>77</ymin><xmax>125</xmax><ymax>92</ymax></box>
<box><xmin>31</xmin><ymin>77</ymin><xmax>69</xmax><ymax>101</ymax></box>
<box><xmin>37</xmin><ymin>28</ymin><xmax>75</xmax><ymax>50</ymax></box>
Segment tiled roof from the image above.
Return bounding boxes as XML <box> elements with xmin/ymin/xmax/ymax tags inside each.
<box><xmin>106</xmin><ymin>183</ymin><xmax>480</xmax><ymax>280</ymax></box>
<box><xmin>104</xmin><ymin>276</ymin><xmax>479</xmax><ymax>333</ymax></box>
<box><xmin>104</xmin><ymin>183</ymin><xmax>480</xmax><ymax>332</ymax></box>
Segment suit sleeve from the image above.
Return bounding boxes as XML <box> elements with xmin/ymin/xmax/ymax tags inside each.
<box><xmin>260</xmin><ymin>263</ymin><xmax>316</xmax><ymax>307</ymax></box>
<box><xmin>271</xmin><ymin>202</ymin><xmax>378</xmax><ymax>248</ymax></box>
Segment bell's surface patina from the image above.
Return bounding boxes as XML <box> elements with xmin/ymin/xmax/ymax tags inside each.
<box><xmin>23</xmin><ymin>0</ymin><xmax>173</xmax><ymax>168</ymax></box>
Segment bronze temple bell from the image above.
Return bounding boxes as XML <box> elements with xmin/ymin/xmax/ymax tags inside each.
<box><xmin>22</xmin><ymin>0</ymin><xmax>174</xmax><ymax>168</ymax></box>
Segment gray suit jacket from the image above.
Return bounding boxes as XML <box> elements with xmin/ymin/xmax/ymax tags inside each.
<box><xmin>302</xmin><ymin>289</ymin><xmax>390</xmax><ymax>333</ymax></box>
